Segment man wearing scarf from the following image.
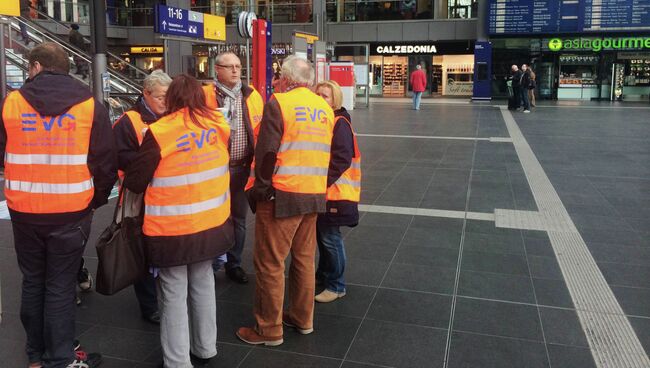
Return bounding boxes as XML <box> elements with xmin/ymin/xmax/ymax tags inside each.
<box><xmin>203</xmin><ymin>52</ymin><xmax>264</xmax><ymax>284</ymax></box>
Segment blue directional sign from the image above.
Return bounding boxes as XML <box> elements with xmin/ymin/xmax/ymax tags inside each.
<box><xmin>154</xmin><ymin>4</ymin><xmax>204</xmax><ymax>39</ymax></box>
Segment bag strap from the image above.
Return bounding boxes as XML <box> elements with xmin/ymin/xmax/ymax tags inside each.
<box><xmin>112</xmin><ymin>186</ymin><xmax>124</xmax><ymax>224</ymax></box>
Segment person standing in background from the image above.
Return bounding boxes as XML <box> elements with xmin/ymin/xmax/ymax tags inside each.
<box><xmin>68</xmin><ymin>24</ymin><xmax>88</xmax><ymax>79</ymax></box>
<box><xmin>520</xmin><ymin>64</ymin><xmax>531</xmax><ymax>113</ymax></box>
<box><xmin>511</xmin><ymin>65</ymin><xmax>522</xmax><ymax>110</ymax></box>
<box><xmin>19</xmin><ymin>0</ymin><xmax>31</xmax><ymax>45</ymax></box>
<box><xmin>528</xmin><ymin>67</ymin><xmax>537</xmax><ymax>108</ymax></box>
<box><xmin>314</xmin><ymin>80</ymin><xmax>361</xmax><ymax>303</ymax></box>
<box><xmin>203</xmin><ymin>51</ymin><xmax>265</xmax><ymax>284</ymax></box>
<box><xmin>409</xmin><ymin>64</ymin><xmax>427</xmax><ymax>110</ymax></box>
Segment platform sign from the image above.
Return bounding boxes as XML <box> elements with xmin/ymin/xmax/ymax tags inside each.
<box><xmin>0</xmin><ymin>0</ymin><xmax>20</xmax><ymax>17</ymax></box>
<box><xmin>154</xmin><ymin>4</ymin><xmax>204</xmax><ymax>39</ymax></box>
<box><xmin>203</xmin><ymin>13</ymin><xmax>226</xmax><ymax>41</ymax></box>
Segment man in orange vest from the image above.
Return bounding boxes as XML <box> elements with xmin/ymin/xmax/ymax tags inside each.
<box><xmin>237</xmin><ymin>56</ymin><xmax>335</xmax><ymax>346</ymax></box>
<box><xmin>112</xmin><ymin>69</ymin><xmax>172</xmax><ymax>325</ymax></box>
<box><xmin>0</xmin><ymin>43</ymin><xmax>116</xmax><ymax>368</ymax></box>
<box><xmin>203</xmin><ymin>51</ymin><xmax>264</xmax><ymax>284</ymax></box>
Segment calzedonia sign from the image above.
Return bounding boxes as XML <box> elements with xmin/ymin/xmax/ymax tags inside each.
<box><xmin>548</xmin><ymin>37</ymin><xmax>650</xmax><ymax>52</ymax></box>
<box><xmin>375</xmin><ymin>44</ymin><xmax>437</xmax><ymax>54</ymax></box>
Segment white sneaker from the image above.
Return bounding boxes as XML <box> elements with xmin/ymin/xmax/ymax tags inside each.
<box><xmin>523</xmin><ymin>110</ymin><xmax>530</xmax><ymax>113</ymax></box>
<box><xmin>315</xmin><ymin>289</ymin><xmax>346</xmax><ymax>303</ymax></box>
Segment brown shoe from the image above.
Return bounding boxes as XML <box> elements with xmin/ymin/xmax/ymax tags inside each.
<box><xmin>282</xmin><ymin>312</ymin><xmax>314</xmax><ymax>335</ymax></box>
<box><xmin>236</xmin><ymin>327</ymin><xmax>283</xmax><ymax>346</ymax></box>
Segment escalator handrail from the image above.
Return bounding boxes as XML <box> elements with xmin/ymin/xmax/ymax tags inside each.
<box><xmin>25</xmin><ymin>6</ymin><xmax>150</xmax><ymax>79</ymax></box>
<box><xmin>7</xmin><ymin>17</ymin><xmax>143</xmax><ymax>94</ymax></box>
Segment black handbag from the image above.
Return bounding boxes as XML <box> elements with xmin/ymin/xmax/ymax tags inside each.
<box><xmin>95</xmin><ymin>189</ymin><xmax>147</xmax><ymax>296</ymax></box>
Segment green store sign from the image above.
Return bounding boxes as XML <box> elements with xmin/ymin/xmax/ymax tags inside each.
<box><xmin>548</xmin><ymin>37</ymin><xmax>650</xmax><ymax>52</ymax></box>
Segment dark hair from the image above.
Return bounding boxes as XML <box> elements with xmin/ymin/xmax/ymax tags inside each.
<box><xmin>27</xmin><ymin>42</ymin><xmax>70</xmax><ymax>74</ymax></box>
<box><xmin>165</xmin><ymin>74</ymin><xmax>216</xmax><ymax>129</ymax></box>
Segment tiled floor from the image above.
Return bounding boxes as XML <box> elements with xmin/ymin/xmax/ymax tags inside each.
<box><xmin>1</xmin><ymin>101</ymin><xmax>649</xmax><ymax>367</ymax></box>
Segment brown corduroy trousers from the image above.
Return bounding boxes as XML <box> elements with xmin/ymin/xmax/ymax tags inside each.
<box><xmin>253</xmin><ymin>201</ymin><xmax>317</xmax><ymax>337</ymax></box>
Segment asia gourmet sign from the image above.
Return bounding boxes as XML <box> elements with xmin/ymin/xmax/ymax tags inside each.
<box><xmin>548</xmin><ymin>37</ymin><xmax>650</xmax><ymax>52</ymax></box>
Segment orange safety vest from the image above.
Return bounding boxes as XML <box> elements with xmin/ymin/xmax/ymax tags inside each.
<box><xmin>271</xmin><ymin>87</ymin><xmax>335</xmax><ymax>194</ymax></box>
<box><xmin>3</xmin><ymin>92</ymin><xmax>95</xmax><ymax>214</ymax></box>
<box><xmin>143</xmin><ymin>108</ymin><xmax>231</xmax><ymax>237</ymax></box>
<box><xmin>327</xmin><ymin>116</ymin><xmax>361</xmax><ymax>202</ymax></box>
<box><xmin>114</xmin><ymin>110</ymin><xmax>149</xmax><ymax>181</ymax></box>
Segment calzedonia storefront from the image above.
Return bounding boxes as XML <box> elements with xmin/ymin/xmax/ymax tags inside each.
<box><xmin>492</xmin><ymin>35</ymin><xmax>650</xmax><ymax>101</ymax></box>
<box><xmin>334</xmin><ymin>41</ymin><xmax>476</xmax><ymax>97</ymax></box>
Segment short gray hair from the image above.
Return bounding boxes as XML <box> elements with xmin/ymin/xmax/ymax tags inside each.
<box><xmin>281</xmin><ymin>55</ymin><xmax>314</xmax><ymax>85</ymax></box>
<box><xmin>215</xmin><ymin>51</ymin><xmax>239</xmax><ymax>65</ymax></box>
<box><xmin>143</xmin><ymin>70</ymin><xmax>172</xmax><ymax>92</ymax></box>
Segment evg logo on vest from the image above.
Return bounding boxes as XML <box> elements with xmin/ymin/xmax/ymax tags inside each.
<box><xmin>21</xmin><ymin>113</ymin><xmax>77</xmax><ymax>132</ymax></box>
<box><xmin>176</xmin><ymin>129</ymin><xmax>218</xmax><ymax>152</ymax></box>
<box><xmin>294</xmin><ymin>106</ymin><xmax>328</xmax><ymax>124</ymax></box>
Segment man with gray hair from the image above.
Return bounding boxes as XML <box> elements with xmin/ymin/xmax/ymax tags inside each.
<box><xmin>202</xmin><ymin>51</ymin><xmax>264</xmax><ymax>284</ymax></box>
<box><xmin>237</xmin><ymin>56</ymin><xmax>335</xmax><ymax>346</ymax></box>
<box><xmin>112</xmin><ymin>69</ymin><xmax>173</xmax><ymax>325</ymax></box>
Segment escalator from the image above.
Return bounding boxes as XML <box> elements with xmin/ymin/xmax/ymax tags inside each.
<box><xmin>2</xmin><ymin>9</ymin><xmax>149</xmax><ymax>120</ymax></box>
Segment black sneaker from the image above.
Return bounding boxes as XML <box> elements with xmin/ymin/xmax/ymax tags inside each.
<box><xmin>190</xmin><ymin>352</ymin><xmax>215</xmax><ymax>366</ymax></box>
<box><xmin>67</xmin><ymin>350</ymin><xmax>102</xmax><ymax>367</ymax></box>
<box><xmin>226</xmin><ymin>267</ymin><xmax>249</xmax><ymax>284</ymax></box>
<box><xmin>142</xmin><ymin>311</ymin><xmax>161</xmax><ymax>325</ymax></box>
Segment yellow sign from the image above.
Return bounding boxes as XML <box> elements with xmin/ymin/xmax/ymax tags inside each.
<box><xmin>294</xmin><ymin>32</ymin><xmax>319</xmax><ymax>44</ymax></box>
<box><xmin>0</xmin><ymin>0</ymin><xmax>20</xmax><ymax>16</ymax></box>
<box><xmin>203</xmin><ymin>14</ymin><xmax>226</xmax><ymax>41</ymax></box>
<box><xmin>130</xmin><ymin>46</ymin><xmax>164</xmax><ymax>54</ymax></box>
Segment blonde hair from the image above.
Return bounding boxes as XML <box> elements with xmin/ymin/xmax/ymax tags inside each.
<box><xmin>315</xmin><ymin>80</ymin><xmax>343</xmax><ymax>110</ymax></box>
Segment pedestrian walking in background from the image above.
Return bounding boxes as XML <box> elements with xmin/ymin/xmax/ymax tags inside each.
<box><xmin>123</xmin><ymin>75</ymin><xmax>233</xmax><ymax>368</ymax></box>
<box><xmin>203</xmin><ymin>51</ymin><xmax>265</xmax><ymax>284</ymax></box>
<box><xmin>112</xmin><ymin>69</ymin><xmax>173</xmax><ymax>325</ymax></box>
<box><xmin>19</xmin><ymin>0</ymin><xmax>31</xmax><ymax>45</ymax></box>
<box><xmin>528</xmin><ymin>67</ymin><xmax>537</xmax><ymax>108</ymax></box>
<box><xmin>314</xmin><ymin>80</ymin><xmax>361</xmax><ymax>303</ymax></box>
<box><xmin>1</xmin><ymin>42</ymin><xmax>116</xmax><ymax>368</ymax></box>
<box><xmin>237</xmin><ymin>56</ymin><xmax>335</xmax><ymax>346</ymax></box>
<box><xmin>410</xmin><ymin>64</ymin><xmax>427</xmax><ymax>110</ymax></box>
<box><xmin>520</xmin><ymin>64</ymin><xmax>532</xmax><ymax>113</ymax></box>
<box><xmin>69</xmin><ymin>24</ymin><xmax>88</xmax><ymax>79</ymax></box>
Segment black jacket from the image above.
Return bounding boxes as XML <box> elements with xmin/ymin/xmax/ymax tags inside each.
<box><xmin>112</xmin><ymin>97</ymin><xmax>159</xmax><ymax>171</ymax></box>
<box><xmin>512</xmin><ymin>70</ymin><xmax>523</xmax><ymax>88</ymax></box>
<box><xmin>319</xmin><ymin>108</ymin><xmax>359</xmax><ymax>227</ymax></box>
<box><xmin>0</xmin><ymin>71</ymin><xmax>117</xmax><ymax>225</ymax></box>
<box><xmin>520</xmin><ymin>70</ymin><xmax>531</xmax><ymax>89</ymax></box>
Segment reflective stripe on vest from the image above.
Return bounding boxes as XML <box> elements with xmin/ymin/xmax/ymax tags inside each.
<box><xmin>270</xmin><ymin>88</ymin><xmax>335</xmax><ymax>194</ymax></box>
<box><xmin>2</xmin><ymin>92</ymin><xmax>95</xmax><ymax>214</ymax></box>
<box><xmin>5</xmin><ymin>153</ymin><xmax>87</xmax><ymax>165</ymax></box>
<box><xmin>143</xmin><ymin>107</ymin><xmax>231</xmax><ymax>237</ymax></box>
<box><xmin>326</xmin><ymin>116</ymin><xmax>361</xmax><ymax>202</ymax></box>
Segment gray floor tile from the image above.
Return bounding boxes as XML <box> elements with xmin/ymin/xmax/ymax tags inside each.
<box><xmin>394</xmin><ymin>245</ymin><xmax>459</xmax><ymax>268</ymax></box>
<box><xmin>239</xmin><ymin>349</ymin><xmax>341</xmax><ymax>368</ymax></box>
<box><xmin>629</xmin><ymin>317</ymin><xmax>650</xmax><ymax>357</ymax></box>
<box><xmin>347</xmin><ymin>319</ymin><xmax>446</xmax><ymax>368</ymax></box>
<box><xmin>586</xmin><ymin>242</ymin><xmax>650</xmax><ymax>266</ymax></box>
<box><xmin>341</xmin><ymin>362</ymin><xmax>386</xmax><ymax>368</ymax></box>
<box><xmin>461</xmin><ymin>251</ymin><xmax>530</xmax><ymax>277</ymax></box>
<box><xmin>217</xmin><ymin>301</ymin><xmax>255</xmax><ymax>345</ymax></box>
<box><xmin>382</xmin><ymin>263</ymin><xmax>456</xmax><ymax>294</ymax></box>
<box><xmin>546</xmin><ymin>344</ymin><xmax>597</xmax><ymax>368</ymax></box>
<box><xmin>463</xmin><ymin>231</ymin><xmax>525</xmax><ymax>255</ymax></box>
<box><xmin>524</xmin><ymin>236</ymin><xmax>555</xmax><ymax>257</ymax></box>
<box><xmin>368</xmin><ymin>288</ymin><xmax>451</xmax><ymax>328</ymax></box>
<box><xmin>345</xmin><ymin>259</ymin><xmax>389</xmax><ymax>287</ymax></box>
<box><xmin>358</xmin><ymin>213</ymin><xmax>412</xmax><ymax>228</ymax></box>
<box><xmin>275</xmin><ymin>314</ymin><xmax>361</xmax><ymax>359</ymax></box>
<box><xmin>345</xmin><ymin>225</ymin><xmax>406</xmax><ymax>248</ymax></box>
<box><xmin>527</xmin><ymin>256</ymin><xmax>564</xmax><ymax>280</ymax></box>
<box><xmin>453</xmin><ymin>297</ymin><xmax>544</xmax><ymax>341</ymax></box>
<box><xmin>346</xmin><ymin>241</ymin><xmax>399</xmax><ymax>263</ymax></box>
<box><xmin>143</xmin><ymin>343</ymin><xmax>251</xmax><ymax>367</ymax></box>
<box><xmin>76</xmin><ymin>325</ymin><xmax>160</xmax><ymax>362</ymax></box>
<box><xmin>598</xmin><ymin>262</ymin><xmax>650</xmax><ymax>289</ymax></box>
<box><xmin>612</xmin><ymin>286</ymin><xmax>650</xmax><ymax>318</ymax></box>
<box><xmin>457</xmin><ymin>270</ymin><xmax>536</xmax><ymax>304</ymax></box>
<box><xmin>533</xmin><ymin>278</ymin><xmax>574</xmax><ymax>308</ymax></box>
<box><xmin>447</xmin><ymin>331</ymin><xmax>550</xmax><ymax>368</ymax></box>
<box><xmin>539</xmin><ymin>307</ymin><xmax>589</xmax><ymax>347</ymax></box>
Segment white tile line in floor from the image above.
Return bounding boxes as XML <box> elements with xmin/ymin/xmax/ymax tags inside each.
<box><xmin>498</xmin><ymin>106</ymin><xmax>650</xmax><ymax>368</ymax></box>
<box><xmin>357</xmin><ymin>133</ymin><xmax>513</xmax><ymax>143</ymax></box>
<box><xmin>358</xmin><ymin>204</ymin><xmax>495</xmax><ymax>222</ymax></box>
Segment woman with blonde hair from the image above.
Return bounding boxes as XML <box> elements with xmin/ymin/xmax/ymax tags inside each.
<box><xmin>313</xmin><ymin>80</ymin><xmax>361</xmax><ymax>303</ymax></box>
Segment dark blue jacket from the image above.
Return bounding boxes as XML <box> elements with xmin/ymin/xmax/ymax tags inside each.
<box><xmin>318</xmin><ymin>107</ymin><xmax>359</xmax><ymax>228</ymax></box>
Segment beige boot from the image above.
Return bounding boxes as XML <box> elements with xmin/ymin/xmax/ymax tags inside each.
<box><xmin>315</xmin><ymin>289</ymin><xmax>346</xmax><ymax>303</ymax></box>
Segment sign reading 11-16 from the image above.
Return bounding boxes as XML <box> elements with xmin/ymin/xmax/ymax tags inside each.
<box><xmin>155</xmin><ymin>4</ymin><xmax>204</xmax><ymax>39</ymax></box>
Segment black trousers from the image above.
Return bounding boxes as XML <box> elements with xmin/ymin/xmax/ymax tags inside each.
<box><xmin>13</xmin><ymin>213</ymin><xmax>92</xmax><ymax>368</ymax></box>
<box><xmin>133</xmin><ymin>273</ymin><xmax>157</xmax><ymax>316</ymax></box>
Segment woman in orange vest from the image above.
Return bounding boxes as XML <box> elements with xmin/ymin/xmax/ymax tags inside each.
<box><xmin>123</xmin><ymin>75</ymin><xmax>233</xmax><ymax>367</ymax></box>
<box><xmin>314</xmin><ymin>80</ymin><xmax>361</xmax><ymax>303</ymax></box>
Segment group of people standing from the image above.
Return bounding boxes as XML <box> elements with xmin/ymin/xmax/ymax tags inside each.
<box><xmin>508</xmin><ymin>64</ymin><xmax>536</xmax><ymax>113</ymax></box>
<box><xmin>1</xmin><ymin>42</ymin><xmax>361</xmax><ymax>368</ymax></box>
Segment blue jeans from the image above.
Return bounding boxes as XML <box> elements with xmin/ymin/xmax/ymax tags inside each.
<box><xmin>412</xmin><ymin>91</ymin><xmax>423</xmax><ymax>110</ymax></box>
<box><xmin>519</xmin><ymin>87</ymin><xmax>530</xmax><ymax>110</ymax></box>
<box><xmin>316</xmin><ymin>223</ymin><xmax>346</xmax><ymax>293</ymax></box>
<box><xmin>213</xmin><ymin>164</ymin><xmax>248</xmax><ymax>272</ymax></box>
